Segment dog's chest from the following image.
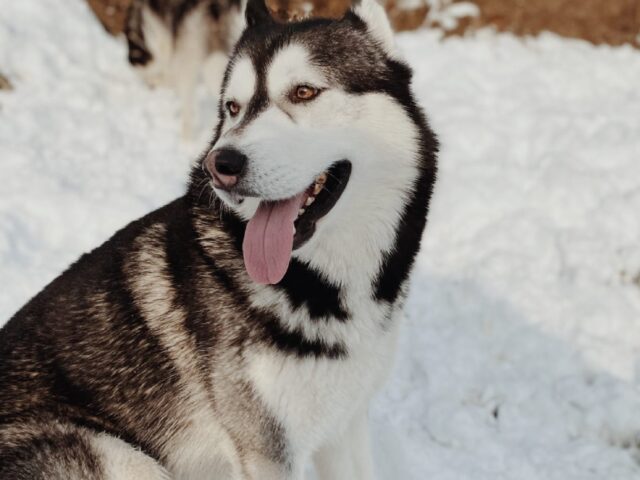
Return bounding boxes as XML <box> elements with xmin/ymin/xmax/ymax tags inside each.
<box><xmin>247</xmin><ymin>310</ymin><xmax>400</xmax><ymax>450</ymax></box>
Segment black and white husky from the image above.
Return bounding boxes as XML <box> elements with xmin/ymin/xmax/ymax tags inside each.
<box><xmin>0</xmin><ymin>0</ymin><xmax>437</xmax><ymax>478</ymax></box>
<box><xmin>125</xmin><ymin>0</ymin><xmax>245</xmax><ymax>136</ymax></box>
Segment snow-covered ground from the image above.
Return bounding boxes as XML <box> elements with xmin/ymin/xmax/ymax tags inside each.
<box><xmin>2</xmin><ymin>1</ymin><xmax>640</xmax><ymax>478</ymax></box>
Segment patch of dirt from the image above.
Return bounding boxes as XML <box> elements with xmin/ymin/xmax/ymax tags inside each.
<box><xmin>83</xmin><ymin>0</ymin><xmax>640</xmax><ymax>49</ymax></box>
<box><xmin>266</xmin><ymin>0</ymin><xmax>430</xmax><ymax>31</ymax></box>
<box><xmin>263</xmin><ymin>0</ymin><xmax>640</xmax><ymax>47</ymax></box>
<box><xmin>86</xmin><ymin>0</ymin><xmax>133</xmax><ymax>35</ymax></box>
<box><xmin>84</xmin><ymin>0</ymin><xmax>430</xmax><ymax>37</ymax></box>
<box><xmin>444</xmin><ymin>0</ymin><xmax>640</xmax><ymax>47</ymax></box>
<box><xmin>0</xmin><ymin>72</ymin><xmax>13</xmax><ymax>91</ymax></box>
<box><xmin>266</xmin><ymin>0</ymin><xmax>352</xmax><ymax>21</ymax></box>
<box><xmin>386</xmin><ymin>0</ymin><xmax>429</xmax><ymax>32</ymax></box>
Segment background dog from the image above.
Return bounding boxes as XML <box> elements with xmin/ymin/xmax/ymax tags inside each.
<box><xmin>124</xmin><ymin>0</ymin><xmax>245</xmax><ymax>137</ymax></box>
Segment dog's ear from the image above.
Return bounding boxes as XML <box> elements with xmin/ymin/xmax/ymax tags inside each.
<box><xmin>245</xmin><ymin>0</ymin><xmax>274</xmax><ymax>28</ymax></box>
<box><xmin>350</xmin><ymin>0</ymin><xmax>396</xmax><ymax>54</ymax></box>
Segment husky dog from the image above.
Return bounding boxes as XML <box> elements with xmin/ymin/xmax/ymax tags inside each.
<box><xmin>0</xmin><ymin>0</ymin><xmax>437</xmax><ymax>478</ymax></box>
<box><xmin>125</xmin><ymin>0</ymin><xmax>245</xmax><ymax>136</ymax></box>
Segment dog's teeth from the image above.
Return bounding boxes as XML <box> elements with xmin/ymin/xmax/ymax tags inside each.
<box><xmin>313</xmin><ymin>183</ymin><xmax>323</xmax><ymax>196</ymax></box>
<box><xmin>298</xmin><ymin>209</ymin><xmax>305</xmax><ymax>216</ymax></box>
<box><xmin>305</xmin><ymin>196</ymin><xmax>315</xmax><ymax>206</ymax></box>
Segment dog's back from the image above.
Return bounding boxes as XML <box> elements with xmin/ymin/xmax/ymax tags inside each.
<box><xmin>0</xmin><ymin>200</ymin><xmax>189</xmax><ymax>478</ymax></box>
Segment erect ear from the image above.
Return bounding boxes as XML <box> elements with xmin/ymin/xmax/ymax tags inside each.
<box><xmin>245</xmin><ymin>0</ymin><xmax>275</xmax><ymax>28</ymax></box>
<box><xmin>350</xmin><ymin>0</ymin><xmax>396</xmax><ymax>54</ymax></box>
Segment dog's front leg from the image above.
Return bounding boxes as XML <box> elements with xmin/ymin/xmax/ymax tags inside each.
<box><xmin>313</xmin><ymin>410</ymin><xmax>375</xmax><ymax>480</ymax></box>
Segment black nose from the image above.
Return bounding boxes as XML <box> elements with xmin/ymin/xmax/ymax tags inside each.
<box><xmin>214</xmin><ymin>148</ymin><xmax>247</xmax><ymax>176</ymax></box>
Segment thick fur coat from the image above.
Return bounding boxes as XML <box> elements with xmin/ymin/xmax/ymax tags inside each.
<box><xmin>0</xmin><ymin>1</ymin><xmax>438</xmax><ymax>478</ymax></box>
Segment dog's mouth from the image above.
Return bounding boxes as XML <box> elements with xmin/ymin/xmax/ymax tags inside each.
<box><xmin>242</xmin><ymin>160</ymin><xmax>352</xmax><ymax>285</ymax></box>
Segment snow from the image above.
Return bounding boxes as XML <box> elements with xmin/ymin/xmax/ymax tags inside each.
<box><xmin>2</xmin><ymin>1</ymin><xmax>640</xmax><ymax>478</ymax></box>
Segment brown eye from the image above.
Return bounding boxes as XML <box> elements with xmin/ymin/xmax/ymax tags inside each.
<box><xmin>226</xmin><ymin>100</ymin><xmax>240</xmax><ymax>117</ymax></box>
<box><xmin>292</xmin><ymin>85</ymin><xmax>319</xmax><ymax>102</ymax></box>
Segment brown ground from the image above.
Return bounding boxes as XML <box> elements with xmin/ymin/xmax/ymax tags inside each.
<box><xmin>0</xmin><ymin>72</ymin><xmax>13</xmax><ymax>91</ymax></box>
<box><xmin>446</xmin><ymin>0</ymin><xmax>640</xmax><ymax>47</ymax></box>
<box><xmin>265</xmin><ymin>0</ymin><xmax>351</xmax><ymax>21</ymax></box>
<box><xmin>86</xmin><ymin>0</ymin><xmax>132</xmax><ymax>35</ymax></box>
<box><xmin>84</xmin><ymin>0</ymin><xmax>640</xmax><ymax>48</ymax></box>
<box><xmin>386</xmin><ymin>0</ymin><xmax>429</xmax><ymax>31</ymax></box>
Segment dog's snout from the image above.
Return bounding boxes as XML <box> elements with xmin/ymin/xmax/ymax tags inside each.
<box><xmin>204</xmin><ymin>148</ymin><xmax>247</xmax><ymax>190</ymax></box>
<box><xmin>215</xmin><ymin>149</ymin><xmax>247</xmax><ymax>176</ymax></box>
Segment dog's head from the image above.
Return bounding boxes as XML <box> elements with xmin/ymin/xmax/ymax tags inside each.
<box><xmin>200</xmin><ymin>0</ymin><xmax>430</xmax><ymax>285</ymax></box>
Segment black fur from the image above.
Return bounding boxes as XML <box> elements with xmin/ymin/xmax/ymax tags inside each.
<box><xmin>0</xmin><ymin>425</ymin><xmax>102</xmax><ymax>479</ymax></box>
<box><xmin>245</xmin><ymin>0</ymin><xmax>275</xmax><ymax>28</ymax></box>
<box><xmin>276</xmin><ymin>262</ymin><xmax>349</xmax><ymax>321</ymax></box>
<box><xmin>373</xmin><ymin>59</ymin><xmax>438</xmax><ymax>303</ymax></box>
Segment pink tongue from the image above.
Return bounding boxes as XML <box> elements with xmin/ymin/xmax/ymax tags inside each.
<box><xmin>242</xmin><ymin>193</ymin><xmax>305</xmax><ymax>284</ymax></box>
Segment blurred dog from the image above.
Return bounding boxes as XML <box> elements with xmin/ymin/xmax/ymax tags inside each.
<box><xmin>125</xmin><ymin>0</ymin><xmax>245</xmax><ymax>137</ymax></box>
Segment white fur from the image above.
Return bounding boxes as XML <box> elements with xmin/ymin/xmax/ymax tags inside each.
<box><xmin>267</xmin><ymin>44</ymin><xmax>330</xmax><ymax>97</ymax></box>
<box><xmin>224</xmin><ymin>56</ymin><xmax>258</xmax><ymax>116</ymax></box>
<box><xmin>314</xmin><ymin>412</ymin><xmax>375</xmax><ymax>480</ymax></box>
<box><xmin>134</xmin><ymin>6</ymin><xmax>174</xmax><ymax>88</ymax></box>
<box><xmin>354</xmin><ymin>0</ymin><xmax>398</xmax><ymax>56</ymax></box>
<box><xmin>166</xmin><ymin>403</ymin><xmax>244</xmax><ymax>480</ymax></box>
<box><xmin>92</xmin><ymin>434</ymin><xmax>171</xmax><ymax>480</ymax></box>
<box><xmin>247</xmin><ymin>317</ymin><xmax>400</xmax><ymax>446</ymax></box>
